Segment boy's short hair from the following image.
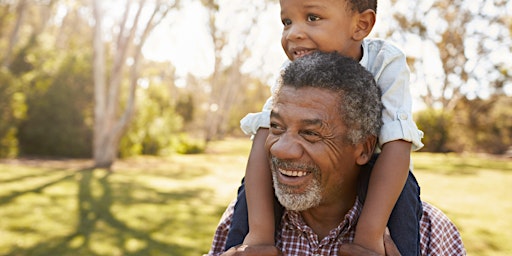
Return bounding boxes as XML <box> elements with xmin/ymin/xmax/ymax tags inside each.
<box><xmin>349</xmin><ymin>0</ymin><xmax>377</xmax><ymax>13</ymax></box>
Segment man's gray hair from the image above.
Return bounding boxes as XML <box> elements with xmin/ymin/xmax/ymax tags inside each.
<box><xmin>278</xmin><ymin>51</ymin><xmax>383</xmax><ymax>145</ymax></box>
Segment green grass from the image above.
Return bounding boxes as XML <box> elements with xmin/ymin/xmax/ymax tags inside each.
<box><xmin>412</xmin><ymin>152</ymin><xmax>512</xmax><ymax>256</ymax></box>
<box><xmin>0</xmin><ymin>138</ymin><xmax>511</xmax><ymax>255</ymax></box>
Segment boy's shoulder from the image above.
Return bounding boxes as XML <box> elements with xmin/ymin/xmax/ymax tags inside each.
<box><xmin>363</xmin><ymin>38</ymin><xmax>406</xmax><ymax>57</ymax></box>
<box><xmin>360</xmin><ymin>38</ymin><xmax>409</xmax><ymax>77</ymax></box>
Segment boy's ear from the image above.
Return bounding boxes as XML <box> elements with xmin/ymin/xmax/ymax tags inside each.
<box><xmin>355</xmin><ymin>136</ymin><xmax>377</xmax><ymax>166</ymax></box>
<box><xmin>353</xmin><ymin>9</ymin><xmax>376</xmax><ymax>41</ymax></box>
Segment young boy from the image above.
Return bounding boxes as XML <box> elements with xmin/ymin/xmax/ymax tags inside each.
<box><xmin>226</xmin><ymin>0</ymin><xmax>424</xmax><ymax>254</ymax></box>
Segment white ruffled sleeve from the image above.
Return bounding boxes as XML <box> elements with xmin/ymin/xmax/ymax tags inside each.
<box><xmin>240</xmin><ymin>60</ymin><xmax>290</xmax><ymax>136</ymax></box>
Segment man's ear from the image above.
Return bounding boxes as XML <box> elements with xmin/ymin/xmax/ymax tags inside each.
<box><xmin>355</xmin><ymin>136</ymin><xmax>377</xmax><ymax>165</ymax></box>
<box><xmin>353</xmin><ymin>9</ymin><xmax>376</xmax><ymax>41</ymax></box>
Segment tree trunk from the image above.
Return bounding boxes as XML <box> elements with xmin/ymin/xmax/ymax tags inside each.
<box><xmin>1</xmin><ymin>0</ymin><xmax>27</xmax><ymax>68</ymax></box>
<box><xmin>92</xmin><ymin>0</ymin><xmax>171</xmax><ymax>169</ymax></box>
<box><xmin>92</xmin><ymin>0</ymin><xmax>111</xmax><ymax>168</ymax></box>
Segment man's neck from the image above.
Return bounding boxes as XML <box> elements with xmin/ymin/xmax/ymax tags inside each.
<box><xmin>300</xmin><ymin>196</ymin><xmax>356</xmax><ymax>240</ymax></box>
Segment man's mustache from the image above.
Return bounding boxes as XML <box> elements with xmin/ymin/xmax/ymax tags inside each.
<box><xmin>270</xmin><ymin>156</ymin><xmax>319</xmax><ymax>175</ymax></box>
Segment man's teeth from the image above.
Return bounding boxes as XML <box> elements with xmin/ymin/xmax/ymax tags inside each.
<box><xmin>279</xmin><ymin>169</ymin><xmax>308</xmax><ymax>177</ymax></box>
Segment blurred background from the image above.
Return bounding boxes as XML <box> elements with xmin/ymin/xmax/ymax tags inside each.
<box><xmin>0</xmin><ymin>0</ymin><xmax>512</xmax><ymax>255</ymax></box>
<box><xmin>1</xmin><ymin>0</ymin><xmax>511</xmax><ymax>161</ymax></box>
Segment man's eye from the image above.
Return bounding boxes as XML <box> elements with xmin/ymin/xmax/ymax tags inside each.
<box><xmin>282</xmin><ymin>18</ymin><xmax>292</xmax><ymax>26</ymax></box>
<box><xmin>270</xmin><ymin>122</ymin><xmax>285</xmax><ymax>134</ymax></box>
<box><xmin>307</xmin><ymin>15</ymin><xmax>320</xmax><ymax>22</ymax></box>
<box><xmin>301</xmin><ymin>130</ymin><xmax>322</xmax><ymax>141</ymax></box>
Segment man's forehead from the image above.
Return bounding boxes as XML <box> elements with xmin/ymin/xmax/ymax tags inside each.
<box><xmin>274</xmin><ymin>86</ymin><xmax>340</xmax><ymax>121</ymax></box>
<box><xmin>276</xmin><ymin>86</ymin><xmax>338</xmax><ymax>106</ymax></box>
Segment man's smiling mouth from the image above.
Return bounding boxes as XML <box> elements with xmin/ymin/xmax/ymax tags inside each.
<box><xmin>279</xmin><ymin>168</ymin><xmax>309</xmax><ymax>177</ymax></box>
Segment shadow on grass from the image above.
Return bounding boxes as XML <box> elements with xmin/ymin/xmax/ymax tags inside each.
<box><xmin>0</xmin><ymin>173</ymin><xmax>76</xmax><ymax>206</ymax></box>
<box><xmin>3</xmin><ymin>165</ymin><xmax>224</xmax><ymax>256</ymax></box>
<box><xmin>0</xmin><ymin>168</ymin><xmax>73</xmax><ymax>183</ymax></box>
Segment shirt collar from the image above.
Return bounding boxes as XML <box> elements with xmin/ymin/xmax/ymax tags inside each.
<box><xmin>281</xmin><ymin>198</ymin><xmax>363</xmax><ymax>240</ymax></box>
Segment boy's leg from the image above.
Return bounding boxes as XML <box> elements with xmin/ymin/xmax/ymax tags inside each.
<box><xmin>225</xmin><ymin>178</ymin><xmax>285</xmax><ymax>251</ymax></box>
<box><xmin>387</xmin><ymin>171</ymin><xmax>422</xmax><ymax>256</ymax></box>
<box><xmin>225</xmin><ymin>178</ymin><xmax>249</xmax><ymax>250</ymax></box>
<box><xmin>273</xmin><ymin>193</ymin><xmax>285</xmax><ymax>236</ymax></box>
<box><xmin>357</xmin><ymin>154</ymin><xmax>422</xmax><ymax>256</ymax></box>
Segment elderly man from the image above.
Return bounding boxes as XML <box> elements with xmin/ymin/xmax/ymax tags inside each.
<box><xmin>207</xmin><ymin>52</ymin><xmax>465</xmax><ymax>255</ymax></box>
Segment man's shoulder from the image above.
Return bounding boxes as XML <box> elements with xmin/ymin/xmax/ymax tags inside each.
<box><xmin>206</xmin><ymin>199</ymin><xmax>237</xmax><ymax>255</ymax></box>
<box><xmin>420</xmin><ymin>201</ymin><xmax>467</xmax><ymax>255</ymax></box>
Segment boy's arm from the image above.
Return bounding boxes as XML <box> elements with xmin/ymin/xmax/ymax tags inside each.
<box><xmin>240</xmin><ymin>64</ymin><xmax>286</xmax><ymax>245</ymax></box>
<box><xmin>243</xmin><ymin>128</ymin><xmax>276</xmax><ymax>245</ymax></box>
<box><xmin>353</xmin><ymin>140</ymin><xmax>412</xmax><ymax>254</ymax></box>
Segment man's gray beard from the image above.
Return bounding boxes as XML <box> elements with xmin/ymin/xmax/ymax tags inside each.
<box><xmin>272</xmin><ymin>166</ymin><xmax>322</xmax><ymax>212</ymax></box>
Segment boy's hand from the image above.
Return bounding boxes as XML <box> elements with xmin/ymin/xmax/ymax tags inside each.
<box><xmin>221</xmin><ymin>244</ymin><xmax>281</xmax><ymax>256</ymax></box>
<box><xmin>339</xmin><ymin>243</ymin><xmax>382</xmax><ymax>256</ymax></box>
<box><xmin>242</xmin><ymin>231</ymin><xmax>275</xmax><ymax>246</ymax></box>
<box><xmin>339</xmin><ymin>228</ymin><xmax>401</xmax><ymax>256</ymax></box>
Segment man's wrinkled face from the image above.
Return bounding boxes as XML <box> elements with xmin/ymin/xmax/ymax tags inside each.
<box><xmin>265</xmin><ymin>86</ymin><xmax>361</xmax><ymax>211</ymax></box>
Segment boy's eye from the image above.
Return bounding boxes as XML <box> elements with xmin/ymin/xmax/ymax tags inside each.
<box><xmin>307</xmin><ymin>14</ymin><xmax>320</xmax><ymax>22</ymax></box>
<box><xmin>282</xmin><ymin>18</ymin><xmax>292</xmax><ymax>26</ymax></box>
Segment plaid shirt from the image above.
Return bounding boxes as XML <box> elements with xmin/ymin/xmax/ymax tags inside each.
<box><xmin>207</xmin><ymin>199</ymin><xmax>466</xmax><ymax>255</ymax></box>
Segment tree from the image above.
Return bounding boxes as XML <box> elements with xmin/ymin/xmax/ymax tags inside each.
<box><xmin>380</xmin><ymin>0</ymin><xmax>511</xmax><ymax>110</ymax></box>
<box><xmin>201</xmin><ymin>0</ymin><xmax>271</xmax><ymax>143</ymax></box>
<box><xmin>450</xmin><ymin>95</ymin><xmax>512</xmax><ymax>154</ymax></box>
<box><xmin>0</xmin><ymin>0</ymin><xmax>57</xmax><ymax>157</ymax></box>
<box><xmin>0</xmin><ymin>69</ymin><xmax>23</xmax><ymax>157</ymax></box>
<box><xmin>1</xmin><ymin>0</ymin><xmax>27</xmax><ymax>68</ymax></box>
<box><xmin>119</xmin><ymin>64</ymin><xmax>185</xmax><ymax>157</ymax></box>
<box><xmin>92</xmin><ymin>0</ymin><xmax>175</xmax><ymax>168</ymax></box>
<box><xmin>18</xmin><ymin>53</ymin><xmax>94</xmax><ymax>157</ymax></box>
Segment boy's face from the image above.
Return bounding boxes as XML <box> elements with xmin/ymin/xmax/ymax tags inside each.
<box><xmin>280</xmin><ymin>0</ymin><xmax>362</xmax><ymax>61</ymax></box>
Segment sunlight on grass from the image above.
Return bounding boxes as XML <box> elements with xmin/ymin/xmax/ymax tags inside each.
<box><xmin>0</xmin><ymin>139</ymin><xmax>510</xmax><ymax>255</ymax></box>
<box><xmin>412</xmin><ymin>152</ymin><xmax>512</xmax><ymax>256</ymax></box>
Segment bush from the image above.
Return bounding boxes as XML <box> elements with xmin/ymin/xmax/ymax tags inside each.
<box><xmin>175</xmin><ymin>134</ymin><xmax>205</xmax><ymax>154</ymax></box>
<box><xmin>0</xmin><ymin>70</ymin><xmax>25</xmax><ymax>158</ymax></box>
<box><xmin>415</xmin><ymin>109</ymin><xmax>453</xmax><ymax>152</ymax></box>
<box><xmin>17</xmin><ymin>55</ymin><xmax>93</xmax><ymax>158</ymax></box>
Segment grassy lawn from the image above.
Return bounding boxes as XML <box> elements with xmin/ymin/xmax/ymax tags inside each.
<box><xmin>0</xmin><ymin>138</ymin><xmax>511</xmax><ymax>255</ymax></box>
<box><xmin>412</xmin><ymin>152</ymin><xmax>512</xmax><ymax>255</ymax></box>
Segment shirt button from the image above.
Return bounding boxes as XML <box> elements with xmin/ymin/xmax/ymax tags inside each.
<box><xmin>399</xmin><ymin>112</ymin><xmax>408</xmax><ymax>120</ymax></box>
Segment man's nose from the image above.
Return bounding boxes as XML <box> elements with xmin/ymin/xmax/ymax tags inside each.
<box><xmin>269</xmin><ymin>133</ymin><xmax>304</xmax><ymax>160</ymax></box>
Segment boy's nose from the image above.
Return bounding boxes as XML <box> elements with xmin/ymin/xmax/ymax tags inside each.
<box><xmin>285</xmin><ymin>24</ymin><xmax>305</xmax><ymax>40</ymax></box>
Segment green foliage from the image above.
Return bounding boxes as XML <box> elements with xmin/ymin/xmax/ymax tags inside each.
<box><xmin>416</xmin><ymin>95</ymin><xmax>512</xmax><ymax>154</ymax></box>
<box><xmin>450</xmin><ymin>96</ymin><xmax>512</xmax><ymax>154</ymax></box>
<box><xmin>17</xmin><ymin>53</ymin><xmax>94</xmax><ymax>158</ymax></box>
<box><xmin>175</xmin><ymin>93</ymin><xmax>195</xmax><ymax>124</ymax></box>
<box><xmin>225</xmin><ymin>77</ymin><xmax>271</xmax><ymax>137</ymax></box>
<box><xmin>175</xmin><ymin>134</ymin><xmax>205</xmax><ymax>154</ymax></box>
<box><xmin>0</xmin><ymin>69</ymin><xmax>25</xmax><ymax>157</ymax></box>
<box><xmin>0</xmin><ymin>127</ymin><xmax>18</xmax><ymax>158</ymax></box>
<box><xmin>9</xmin><ymin>36</ymin><xmax>37</xmax><ymax>76</ymax></box>
<box><xmin>415</xmin><ymin>109</ymin><xmax>453</xmax><ymax>152</ymax></box>
<box><xmin>119</xmin><ymin>84</ymin><xmax>185</xmax><ymax>157</ymax></box>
